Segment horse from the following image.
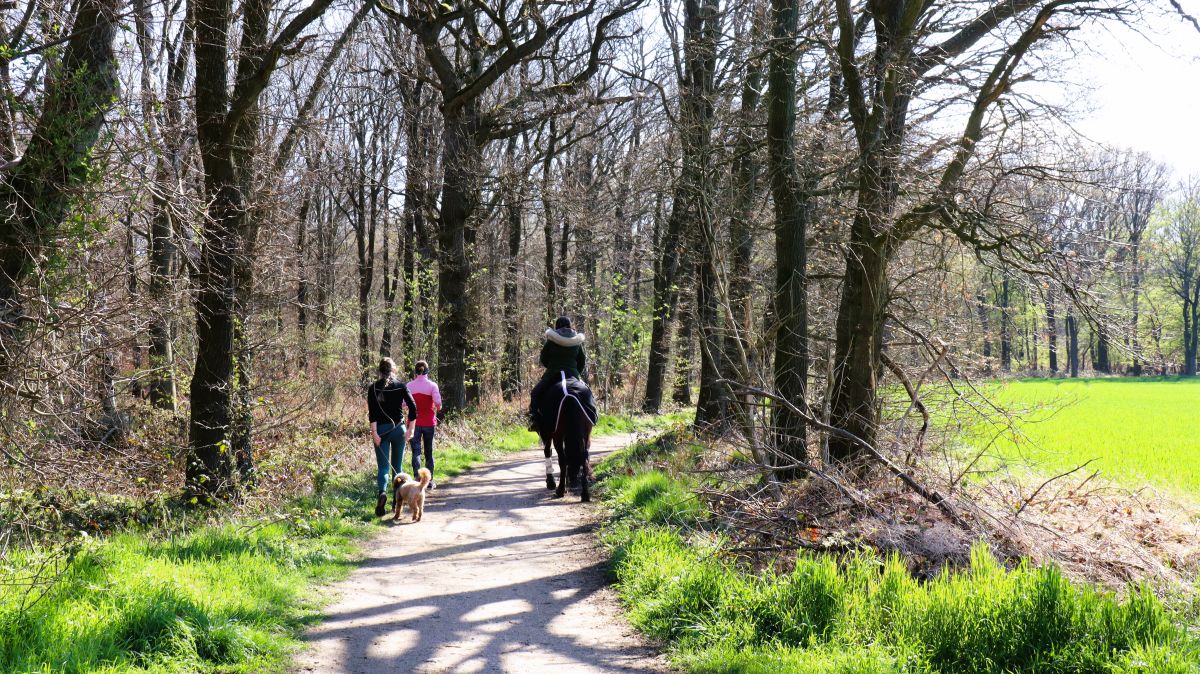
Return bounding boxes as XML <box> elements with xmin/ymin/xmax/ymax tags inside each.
<box><xmin>535</xmin><ymin>372</ymin><xmax>596</xmax><ymax>501</ymax></box>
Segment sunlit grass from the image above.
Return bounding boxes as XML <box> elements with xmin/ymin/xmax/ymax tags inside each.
<box><xmin>0</xmin><ymin>476</ymin><xmax>374</xmax><ymax>673</ymax></box>
<box><xmin>970</xmin><ymin>377</ymin><xmax>1200</xmax><ymax>497</ymax></box>
<box><xmin>598</xmin><ymin>435</ymin><xmax>1199</xmax><ymax>674</ymax></box>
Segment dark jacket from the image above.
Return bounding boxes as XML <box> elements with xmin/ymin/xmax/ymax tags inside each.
<box><xmin>367</xmin><ymin>377</ymin><xmax>418</xmax><ymax>425</ymax></box>
<box><xmin>540</xmin><ymin>327</ymin><xmax>587</xmax><ymax>379</ymax></box>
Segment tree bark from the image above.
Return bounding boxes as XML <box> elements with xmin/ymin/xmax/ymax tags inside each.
<box><xmin>766</xmin><ymin>0</ymin><xmax>809</xmax><ymax>475</ymax></box>
<box><xmin>688</xmin><ymin>0</ymin><xmax>723</xmax><ymax>430</ymax></box>
<box><xmin>644</xmin><ymin>0</ymin><xmax>716</xmax><ymax>414</ymax></box>
<box><xmin>828</xmin><ymin>240</ymin><xmax>888</xmax><ymax>463</ymax></box>
<box><xmin>724</xmin><ymin>56</ymin><xmax>763</xmax><ymax>393</ymax></box>
<box><xmin>673</xmin><ymin>287</ymin><xmax>696</xmax><ymax>407</ymax></box>
<box><xmin>0</xmin><ymin>0</ymin><xmax>121</xmax><ymax>381</ymax></box>
<box><xmin>1130</xmin><ymin>236</ymin><xmax>1142</xmax><ymax>375</ymax></box>
<box><xmin>542</xmin><ymin>125</ymin><xmax>559</xmax><ymax>323</ymax></box>
<box><xmin>297</xmin><ymin>184</ymin><xmax>312</xmax><ymax>369</ymax></box>
<box><xmin>999</xmin><ymin>273</ymin><xmax>1012</xmax><ymax>371</ymax></box>
<box><xmin>977</xmin><ymin>290</ymin><xmax>992</xmax><ymax>361</ymax></box>
<box><xmin>502</xmin><ymin>137</ymin><xmax>525</xmax><ymax>400</ymax></box>
<box><xmin>1066</xmin><ymin>308</ymin><xmax>1080</xmax><ymax>378</ymax></box>
<box><xmin>187</xmin><ymin>0</ymin><xmax>335</xmax><ymax>500</ymax></box>
<box><xmin>1046</xmin><ymin>288</ymin><xmax>1057</xmax><ymax>373</ymax></box>
<box><xmin>1094</xmin><ymin>326</ymin><xmax>1111</xmax><ymax>374</ymax></box>
<box><xmin>437</xmin><ymin>114</ymin><xmax>482</xmax><ymax>412</ymax></box>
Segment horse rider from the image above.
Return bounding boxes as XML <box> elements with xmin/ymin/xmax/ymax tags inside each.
<box><xmin>529</xmin><ymin>316</ymin><xmax>597</xmax><ymax>431</ymax></box>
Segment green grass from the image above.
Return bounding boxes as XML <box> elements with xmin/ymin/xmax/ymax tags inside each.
<box><xmin>969</xmin><ymin>377</ymin><xmax>1200</xmax><ymax>497</ymax></box>
<box><xmin>0</xmin><ymin>411</ymin><xmax>680</xmax><ymax>673</ymax></box>
<box><xmin>593</xmin><ymin>410</ymin><xmax>691</xmax><ymax>435</ymax></box>
<box><xmin>599</xmin><ymin>438</ymin><xmax>1199</xmax><ymax>674</ymax></box>
<box><xmin>0</xmin><ymin>475</ymin><xmax>375</xmax><ymax>673</ymax></box>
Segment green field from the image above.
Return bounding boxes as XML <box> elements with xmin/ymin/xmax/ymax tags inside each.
<box><xmin>972</xmin><ymin>377</ymin><xmax>1200</xmax><ymax>498</ymax></box>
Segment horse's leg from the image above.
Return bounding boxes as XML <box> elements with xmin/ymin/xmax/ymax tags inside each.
<box><xmin>554</xmin><ymin>435</ymin><xmax>567</xmax><ymax>499</ymax></box>
<box><xmin>579</xmin><ymin>426</ymin><xmax>592</xmax><ymax>502</ymax></box>
<box><xmin>542</xmin><ymin>433</ymin><xmax>556</xmax><ymax>490</ymax></box>
<box><xmin>556</xmin><ymin>435</ymin><xmax>575</xmax><ymax>489</ymax></box>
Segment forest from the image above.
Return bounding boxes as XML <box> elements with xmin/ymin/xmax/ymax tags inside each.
<box><xmin>3</xmin><ymin>0</ymin><xmax>1200</xmax><ymax>671</ymax></box>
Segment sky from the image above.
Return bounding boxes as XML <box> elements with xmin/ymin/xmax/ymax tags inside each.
<box><xmin>1061</xmin><ymin>2</ymin><xmax>1200</xmax><ymax>177</ymax></box>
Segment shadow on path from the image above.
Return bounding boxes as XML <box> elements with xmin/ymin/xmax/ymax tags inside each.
<box><xmin>295</xmin><ymin>434</ymin><xmax>667</xmax><ymax>674</ymax></box>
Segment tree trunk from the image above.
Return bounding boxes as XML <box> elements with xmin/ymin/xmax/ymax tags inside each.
<box><xmin>643</xmin><ymin>196</ymin><xmax>684</xmax><ymax>412</ymax></box>
<box><xmin>688</xmin><ymin>0</ymin><xmax>723</xmax><ymax>430</ymax></box>
<box><xmin>379</xmin><ymin>192</ymin><xmax>401</xmax><ymax>359</ymax></box>
<box><xmin>0</xmin><ymin>0</ymin><xmax>120</xmax><ymax>381</ymax></box>
<box><xmin>188</xmin><ymin>0</ymin><xmax>334</xmax><ymax>500</ymax></box>
<box><xmin>1066</xmin><ymin>308</ymin><xmax>1080</xmax><ymax>378</ymax></box>
<box><xmin>724</xmin><ymin>56</ymin><xmax>763</xmax><ymax>395</ymax></box>
<box><xmin>828</xmin><ymin>240</ymin><xmax>888</xmax><ymax>463</ymax></box>
<box><xmin>502</xmin><ymin>138</ymin><xmax>524</xmax><ymax>400</ymax></box>
<box><xmin>767</xmin><ymin>0</ymin><xmax>809</xmax><ymax>476</ymax></box>
<box><xmin>644</xmin><ymin>0</ymin><xmax>717</xmax><ymax>415</ymax></box>
<box><xmin>673</xmin><ymin>292</ymin><xmax>696</xmax><ymax>407</ymax></box>
<box><xmin>146</xmin><ymin>175</ymin><xmax>179</xmax><ymax>409</ymax></box>
<box><xmin>977</xmin><ymin>291</ymin><xmax>992</xmax><ymax>361</ymax></box>
<box><xmin>1094</xmin><ymin>328</ymin><xmax>1111</xmax><ymax>374</ymax></box>
<box><xmin>1046</xmin><ymin>288</ymin><xmax>1057</xmax><ymax>373</ymax></box>
<box><xmin>1130</xmin><ymin>237</ymin><xmax>1142</xmax><ymax>375</ymax></box>
<box><xmin>135</xmin><ymin>0</ymin><xmax>189</xmax><ymax>409</ymax></box>
<box><xmin>296</xmin><ymin>185</ymin><xmax>312</xmax><ymax>369</ymax></box>
<box><xmin>315</xmin><ymin>190</ymin><xmax>335</xmax><ymax>331</ymax></box>
<box><xmin>999</xmin><ymin>274</ymin><xmax>1012</xmax><ymax>371</ymax></box>
<box><xmin>542</xmin><ymin>122</ymin><xmax>559</xmax><ymax>323</ymax></box>
<box><xmin>401</xmin><ymin>87</ymin><xmax>429</xmax><ymax>366</ymax></box>
<box><xmin>436</xmin><ymin>114</ymin><xmax>481</xmax><ymax>413</ymax></box>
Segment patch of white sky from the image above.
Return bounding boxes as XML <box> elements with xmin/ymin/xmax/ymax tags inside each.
<box><xmin>1051</xmin><ymin>1</ymin><xmax>1200</xmax><ymax>177</ymax></box>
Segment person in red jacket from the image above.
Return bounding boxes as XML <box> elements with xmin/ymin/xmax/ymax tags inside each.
<box><xmin>407</xmin><ymin>360</ymin><xmax>442</xmax><ymax>489</ymax></box>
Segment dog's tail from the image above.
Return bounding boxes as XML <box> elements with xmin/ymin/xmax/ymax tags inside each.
<box><xmin>417</xmin><ymin>467</ymin><xmax>431</xmax><ymax>489</ymax></box>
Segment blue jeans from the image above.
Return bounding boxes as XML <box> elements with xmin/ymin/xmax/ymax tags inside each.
<box><xmin>410</xmin><ymin>426</ymin><xmax>435</xmax><ymax>477</ymax></box>
<box><xmin>374</xmin><ymin>423</ymin><xmax>405</xmax><ymax>494</ymax></box>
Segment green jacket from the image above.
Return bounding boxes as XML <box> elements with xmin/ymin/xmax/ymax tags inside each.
<box><xmin>540</xmin><ymin>327</ymin><xmax>586</xmax><ymax>379</ymax></box>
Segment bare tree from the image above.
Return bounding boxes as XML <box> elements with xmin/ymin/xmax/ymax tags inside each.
<box><xmin>1158</xmin><ymin>184</ymin><xmax>1200</xmax><ymax>375</ymax></box>
<box><xmin>825</xmin><ymin>0</ymin><xmax>1134</xmax><ymax>464</ymax></box>
<box><xmin>0</xmin><ymin>0</ymin><xmax>122</xmax><ymax>381</ymax></box>
<box><xmin>187</xmin><ymin>0</ymin><xmax>338</xmax><ymax>500</ymax></box>
<box><xmin>380</xmin><ymin>0</ymin><xmax>643</xmax><ymax>413</ymax></box>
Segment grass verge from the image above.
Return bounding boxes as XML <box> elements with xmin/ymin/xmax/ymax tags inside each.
<box><xmin>598</xmin><ymin>438</ymin><xmax>1199</xmax><ymax>674</ymax></box>
<box><xmin>0</xmin><ymin>474</ymin><xmax>376</xmax><ymax>673</ymax></box>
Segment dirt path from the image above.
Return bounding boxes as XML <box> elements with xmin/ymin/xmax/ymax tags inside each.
<box><xmin>294</xmin><ymin>433</ymin><xmax>670</xmax><ymax>674</ymax></box>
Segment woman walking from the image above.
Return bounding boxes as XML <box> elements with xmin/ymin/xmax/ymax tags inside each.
<box><xmin>408</xmin><ymin>360</ymin><xmax>442</xmax><ymax>489</ymax></box>
<box><xmin>367</xmin><ymin>357</ymin><xmax>417</xmax><ymax>516</ymax></box>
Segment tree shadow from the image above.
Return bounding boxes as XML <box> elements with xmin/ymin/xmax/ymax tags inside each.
<box><xmin>297</xmin><ymin>436</ymin><xmax>662</xmax><ymax>673</ymax></box>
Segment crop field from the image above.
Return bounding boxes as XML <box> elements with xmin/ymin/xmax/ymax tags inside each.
<box><xmin>971</xmin><ymin>377</ymin><xmax>1200</xmax><ymax>498</ymax></box>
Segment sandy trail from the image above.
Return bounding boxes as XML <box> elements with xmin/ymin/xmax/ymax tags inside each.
<box><xmin>294</xmin><ymin>433</ymin><xmax>669</xmax><ymax>674</ymax></box>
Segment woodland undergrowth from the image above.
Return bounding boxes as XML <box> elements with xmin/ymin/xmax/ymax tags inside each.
<box><xmin>598</xmin><ymin>428</ymin><xmax>1200</xmax><ymax>674</ymax></box>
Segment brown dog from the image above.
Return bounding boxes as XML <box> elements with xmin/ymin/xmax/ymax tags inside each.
<box><xmin>392</xmin><ymin>467</ymin><xmax>431</xmax><ymax>522</ymax></box>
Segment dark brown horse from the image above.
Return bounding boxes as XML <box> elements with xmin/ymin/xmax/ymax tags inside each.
<box><xmin>536</xmin><ymin>374</ymin><xmax>595</xmax><ymax>501</ymax></box>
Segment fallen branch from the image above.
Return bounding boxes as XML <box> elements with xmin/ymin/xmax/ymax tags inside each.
<box><xmin>720</xmin><ymin>379</ymin><xmax>970</xmax><ymax>530</ymax></box>
<box><xmin>880</xmin><ymin>350</ymin><xmax>930</xmax><ymax>454</ymax></box>
<box><xmin>1014</xmin><ymin>459</ymin><xmax>1097</xmax><ymax>518</ymax></box>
